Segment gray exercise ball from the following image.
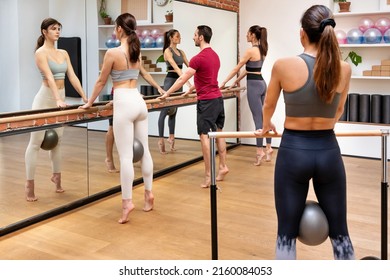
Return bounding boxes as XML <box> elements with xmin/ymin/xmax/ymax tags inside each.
<box><xmin>40</xmin><ymin>129</ymin><xmax>59</xmax><ymax>151</ymax></box>
<box><xmin>167</xmin><ymin>107</ymin><xmax>177</xmax><ymax>116</ymax></box>
<box><xmin>298</xmin><ymin>200</ymin><xmax>329</xmax><ymax>246</ymax></box>
<box><xmin>133</xmin><ymin>138</ymin><xmax>144</xmax><ymax>163</ymax></box>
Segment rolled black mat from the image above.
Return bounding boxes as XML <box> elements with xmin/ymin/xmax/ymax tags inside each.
<box><xmin>382</xmin><ymin>95</ymin><xmax>390</xmax><ymax>124</ymax></box>
<box><xmin>370</xmin><ymin>94</ymin><xmax>382</xmax><ymax>124</ymax></box>
<box><xmin>348</xmin><ymin>93</ymin><xmax>359</xmax><ymax>122</ymax></box>
<box><xmin>339</xmin><ymin>95</ymin><xmax>348</xmax><ymax>121</ymax></box>
<box><xmin>358</xmin><ymin>94</ymin><xmax>370</xmax><ymax>122</ymax></box>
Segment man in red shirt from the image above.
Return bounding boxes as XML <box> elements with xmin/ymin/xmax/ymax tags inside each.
<box><xmin>159</xmin><ymin>25</ymin><xmax>229</xmax><ymax>188</ymax></box>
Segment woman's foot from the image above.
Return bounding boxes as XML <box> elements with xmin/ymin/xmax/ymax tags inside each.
<box><xmin>118</xmin><ymin>199</ymin><xmax>135</xmax><ymax>224</ymax></box>
<box><xmin>25</xmin><ymin>180</ymin><xmax>38</xmax><ymax>202</ymax></box>
<box><xmin>51</xmin><ymin>173</ymin><xmax>65</xmax><ymax>193</ymax></box>
<box><xmin>158</xmin><ymin>139</ymin><xmax>168</xmax><ymax>154</ymax></box>
<box><xmin>265</xmin><ymin>148</ymin><xmax>273</xmax><ymax>162</ymax></box>
<box><xmin>216</xmin><ymin>166</ymin><xmax>229</xmax><ymax>181</ymax></box>
<box><xmin>167</xmin><ymin>138</ymin><xmax>176</xmax><ymax>152</ymax></box>
<box><xmin>143</xmin><ymin>190</ymin><xmax>154</xmax><ymax>212</ymax></box>
<box><xmin>105</xmin><ymin>159</ymin><xmax>119</xmax><ymax>173</ymax></box>
<box><xmin>200</xmin><ymin>176</ymin><xmax>211</xmax><ymax>188</ymax></box>
<box><xmin>254</xmin><ymin>153</ymin><xmax>265</xmax><ymax>166</ymax></box>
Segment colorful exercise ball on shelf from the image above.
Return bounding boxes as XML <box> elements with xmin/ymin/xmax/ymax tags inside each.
<box><xmin>374</xmin><ymin>17</ymin><xmax>390</xmax><ymax>34</ymax></box>
<box><xmin>139</xmin><ymin>36</ymin><xmax>145</xmax><ymax>48</ymax></box>
<box><xmin>150</xmin><ymin>29</ymin><xmax>161</xmax><ymax>39</ymax></box>
<box><xmin>143</xmin><ymin>36</ymin><xmax>156</xmax><ymax>48</ymax></box>
<box><xmin>105</xmin><ymin>37</ymin><xmax>117</xmax><ymax>48</ymax></box>
<box><xmin>346</xmin><ymin>28</ymin><xmax>363</xmax><ymax>44</ymax></box>
<box><xmin>335</xmin><ymin>30</ymin><xmax>347</xmax><ymax>44</ymax></box>
<box><xmin>363</xmin><ymin>28</ymin><xmax>383</xmax><ymax>44</ymax></box>
<box><xmin>384</xmin><ymin>29</ymin><xmax>390</xmax><ymax>43</ymax></box>
<box><xmin>358</xmin><ymin>17</ymin><xmax>374</xmax><ymax>33</ymax></box>
<box><xmin>155</xmin><ymin>35</ymin><xmax>164</xmax><ymax>48</ymax></box>
<box><xmin>141</xmin><ymin>29</ymin><xmax>151</xmax><ymax>38</ymax></box>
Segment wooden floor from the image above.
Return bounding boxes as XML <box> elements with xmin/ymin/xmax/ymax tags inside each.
<box><xmin>0</xmin><ymin>144</ymin><xmax>388</xmax><ymax>260</ymax></box>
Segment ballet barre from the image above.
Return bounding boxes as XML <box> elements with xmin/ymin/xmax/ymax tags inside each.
<box><xmin>207</xmin><ymin>129</ymin><xmax>389</xmax><ymax>260</ymax></box>
<box><xmin>0</xmin><ymin>86</ymin><xmax>244</xmax><ymax>135</ymax></box>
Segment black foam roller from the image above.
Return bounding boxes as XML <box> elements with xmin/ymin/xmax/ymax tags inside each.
<box><xmin>358</xmin><ymin>94</ymin><xmax>370</xmax><ymax>122</ymax></box>
<box><xmin>382</xmin><ymin>95</ymin><xmax>390</xmax><ymax>124</ymax></box>
<box><xmin>348</xmin><ymin>93</ymin><xmax>359</xmax><ymax>122</ymax></box>
<box><xmin>370</xmin><ymin>94</ymin><xmax>382</xmax><ymax>124</ymax></box>
<box><xmin>339</xmin><ymin>95</ymin><xmax>348</xmax><ymax>121</ymax></box>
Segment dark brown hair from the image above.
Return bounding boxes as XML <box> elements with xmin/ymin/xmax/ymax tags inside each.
<box><xmin>115</xmin><ymin>13</ymin><xmax>140</xmax><ymax>63</ymax></box>
<box><xmin>249</xmin><ymin>25</ymin><xmax>268</xmax><ymax>58</ymax></box>
<box><xmin>35</xmin><ymin>18</ymin><xmax>62</xmax><ymax>51</ymax></box>
<box><xmin>163</xmin><ymin>29</ymin><xmax>179</xmax><ymax>53</ymax></box>
<box><xmin>197</xmin><ymin>25</ymin><xmax>212</xmax><ymax>43</ymax></box>
<box><xmin>301</xmin><ymin>5</ymin><xmax>341</xmax><ymax>103</ymax></box>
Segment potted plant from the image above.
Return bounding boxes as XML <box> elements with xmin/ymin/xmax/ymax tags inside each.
<box><xmin>334</xmin><ymin>0</ymin><xmax>351</xmax><ymax>13</ymax></box>
<box><xmin>165</xmin><ymin>10</ymin><xmax>173</xmax><ymax>23</ymax></box>
<box><xmin>99</xmin><ymin>0</ymin><xmax>112</xmax><ymax>24</ymax></box>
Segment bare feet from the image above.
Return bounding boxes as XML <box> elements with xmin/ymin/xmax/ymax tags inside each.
<box><xmin>265</xmin><ymin>148</ymin><xmax>273</xmax><ymax>162</ymax></box>
<box><xmin>105</xmin><ymin>159</ymin><xmax>119</xmax><ymax>173</ymax></box>
<box><xmin>51</xmin><ymin>173</ymin><xmax>65</xmax><ymax>193</ymax></box>
<box><xmin>118</xmin><ymin>199</ymin><xmax>135</xmax><ymax>224</ymax></box>
<box><xmin>143</xmin><ymin>190</ymin><xmax>154</xmax><ymax>212</ymax></box>
<box><xmin>25</xmin><ymin>180</ymin><xmax>38</xmax><ymax>202</ymax></box>
<box><xmin>158</xmin><ymin>140</ymin><xmax>168</xmax><ymax>155</ymax></box>
<box><xmin>200</xmin><ymin>176</ymin><xmax>211</xmax><ymax>188</ymax></box>
<box><xmin>216</xmin><ymin>166</ymin><xmax>229</xmax><ymax>181</ymax></box>
<box><xmin>254</xmin><ymin>153</ymin><xmax>265</xmax><ymax>166</ymax></box>
<box><xmin>167</xmin><ymin>138</ymin><xmax>177</xmax><ymax>152</ymax></box>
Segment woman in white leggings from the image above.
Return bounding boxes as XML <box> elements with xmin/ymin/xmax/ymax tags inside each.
<box><xmin>25</xmin><ymin>18</ymin><xmax>86</xmax><ymax>201</ymax></box>
<box><xmin>81</xmin><ymin>13</ymin><xmax>164</xmax><ymax>224</ymax></box>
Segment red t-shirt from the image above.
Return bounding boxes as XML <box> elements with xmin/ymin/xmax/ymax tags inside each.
<box><xmin>189</xmin><ymin>47</ymin><xmax>222</xmax><ymax>100</ymax></box>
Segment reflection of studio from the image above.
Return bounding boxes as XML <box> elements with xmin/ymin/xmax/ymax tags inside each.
<box><xmin>0</xmin><ymin>0</ymin><xmax>389</xmax><ymax>261</ymax></box>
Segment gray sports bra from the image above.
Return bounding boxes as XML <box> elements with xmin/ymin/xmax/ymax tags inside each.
<box><xmin>283</xmin><ymin>53</ymin><xmax>340</xmax><ymax>118</ymax></box>
<box><xmin>41</xmin><ymin>59</ymin><xmax>67</xmax><ymax>80</ymax></box>
<box><xmin>110</xmin><ymin>50</ymin><xmax>139</xmax><ymax>82</ymax></box>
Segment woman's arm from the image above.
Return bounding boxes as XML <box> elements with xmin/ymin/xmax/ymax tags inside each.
<box><xmin>220</xmin><ymin>48</ymin><xmax>252</xmax><ymax>88</ymax></box>
<box><xmin>334</xmin><ymin>61</ymin><xmax>351</xmax><ymax>123</ymax></box>
<box><xmin>62</xmin><ymin>50</ymin><xmax>87</xmax><ymax>103</ymax></box>
<box><xmin>139</xmin><ymin>58</ymin><xmax>164</xmax><ymax>95</ymax></box>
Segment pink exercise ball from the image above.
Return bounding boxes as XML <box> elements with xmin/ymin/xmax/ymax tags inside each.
<box><xmin>358</xmin><ymin>17</ymin><xmax>374</xmax><ymax>33</ymax></box>
<box><xmin>335</xmin><ymin>30</ymin><xmax>347</xmax><ymax>44</ymax></box>
<box><xmin>150</xmin><ymin>29</ymin><xmax>161</xmax><ymax>39</ymax></box>
<box><xmin>141</xmin><ymin>29</ymin><xmax>151</xmax><ymax>38</ymax></box>
<box><xmin>363</xmin><ymin>28</ymin><xmax>383</xmax><ymax>44</ymax></box>
<box><xmin>375</xmin><ymin>17</ymin><xmax>390</xmax><ymax>34</ymax></box>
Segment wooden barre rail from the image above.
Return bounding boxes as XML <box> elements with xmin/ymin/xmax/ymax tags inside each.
<box><xmin>208</xmin><ymin>130</ymin><xmax>388</xmax><ymax>138</ymax></box>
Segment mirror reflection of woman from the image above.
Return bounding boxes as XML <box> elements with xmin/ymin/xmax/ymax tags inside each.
<box><xmin>25</xmin><ymin>18</ymin><xmax>87</xmax><ymax>202</ymax></box>
<box><xmin>157</xmin><ymin>29</ymin><xmax>191</xmax><ymax>154</ymax></box>
<box><xmin>81</xmin><ymin>13</ymin><xmax>164</xmax><ymax>224</ymax></box>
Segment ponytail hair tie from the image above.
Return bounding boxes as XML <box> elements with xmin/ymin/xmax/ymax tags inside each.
<box><xmin>319</xmin><ymin>18</ymin><xmax>336</xmax><ymax>33</ymax></box>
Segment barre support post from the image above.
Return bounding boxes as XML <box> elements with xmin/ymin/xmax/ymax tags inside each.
<box><xmin>210</xmin><ymin>135</ymin><xmax>218</xmax><ymax>260</ymax></box>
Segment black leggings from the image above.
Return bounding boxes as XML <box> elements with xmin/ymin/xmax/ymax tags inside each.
<box><xmin>275</xmin><ymin>129</ymin><xmax>354</xmax><ymax>259</ymax></box>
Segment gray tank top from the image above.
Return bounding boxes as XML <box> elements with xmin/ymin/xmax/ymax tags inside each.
<box><xmin>246</xmin><ymin>59</ymin><xmax>263</xmax><ymax>72</ymax></box>
<box><xmin>110</xmin><ymin>50</ymin><xmax>139</xmax><ymax>82</ymax></box>
<box><xmin>283</xmin><ymin>53</ymin><xmax>340</xmax><ymax>118</ymax></box>
<box><xmin>166</xmin><ymin>47</ymin><xmax>184</xmax><ymax>70</ymax></box>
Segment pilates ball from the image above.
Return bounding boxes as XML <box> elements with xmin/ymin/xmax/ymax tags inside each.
<box><xmin>143</xmin><ymin>36</ymin><xmax>155</xmax><ymax>48</ymax></box>
<box><xmin>155</xmin><ymin>35</ymin><xmax>164</xmax><ymax>48</ymax></box>
<box><xmin>141</xmin><ymin>29</ymin><xmax>151</xmax><ymax>38</ymax></box>
<box><xmin>374</xmin><ymin>17</ymin><xmax>390</xmax><ymax>34</ymax></box>
<box><xmin>41</xmin><ymin>129</ymin><xmax>59</xmax><ymax>151</ymax></box>
<box><xmin>298</xmin><ymin>200</ymin><xmax>329</xmax><ymax>246</ymax></box>
<box><xmin>105</xmin><ymin>37</ymin><xmax>116</xmax><ymax>48</ymax></box>
<box><xmin>335</xmin><ymin>30</ymin><xmax>347</xmax><ymax>44</ymax></box>
<box><xmin>133</xmin><ymin>138</ymin><xmax>144</xmax><ymax>163</ymax></box>
<box><xmin>358</xmin><ymin>17</ymin><xmax>374</xmax><ymax>33</ymax></box>
<box><xmin>167</xmin><ymin>107</ymin><xmax>177</xmax><ymax>116</ymax></box>
<box><xmin>347</xmin><ymin>28</ymin><xmax>363</xmax><ymax>44</ymax></box>
<box><xmin>384</xmin><ymin>29</ymin><xmax>390</xmax><ymax>43</ymax></box>
<box><xmin>363</xmin><ymin>28</ymin><xmax>382</xmax><ymax>44</ymax></box>
<box><xmin>150</xmin><ymin>29</ymin><xmax>161</xmax><ymax>39</ymax></box>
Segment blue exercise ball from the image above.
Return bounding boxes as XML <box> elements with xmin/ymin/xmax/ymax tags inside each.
<box><xmin>383</xmin><ymin>29</ymin><xmax>390</xmax><ymax>43</ymax></box>
<box><xmin>133</xmin><ymin>138</ymin><xmax>144</xmax><ymax>163</ymax></box>
<box><xmin>298</xmin><ymin>200</ymin><xmax>329</xmax><ymax>246</ymax></box>
<box><xmin>143</xmin><ymin>36</ymin><xmax>155</xmax><ymax>48</ymax></box>
<box><xmin>347</xmin><ymin>28</ymin><xmax>363</xmax><ymax>44</ymax></box>
<box><xmin>363</xmin><ymin>28</ymin><xmax>382</xmax><ymax>44</ymax></box>
<box><xmin>41</xmin><ymin>129</ymin><xmax>59</xmax><ymax>151</ymax></box>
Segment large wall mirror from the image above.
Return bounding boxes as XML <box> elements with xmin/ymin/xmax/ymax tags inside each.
<box><xmin>0</xmin><ymin>0</ymin><xmax>238</xmax><ymax>235</ymax></box>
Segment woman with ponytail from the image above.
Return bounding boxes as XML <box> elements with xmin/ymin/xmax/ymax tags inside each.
<box><xmin>220</xmin><ymin>25</ymin><xmax>272</xmax><ymax>166</ymax></box>
<box><xmin>157</xmin><ymin>29</ymin><xmax>191</xmax><ymax>154</ymax></box>
<box><xmin>81</xmin><ymin>13</ymin><xmax>164</xmax><ymax>224</ymax></box>
<box><xmin>256</xmin><ymin>5</ymin><xmax>355</xmax><ymax>259</ymax></box>
<box><xmin>25</xmin><ymin>18</ymin><xmax>87</xmax><ymax>202</ymax></box>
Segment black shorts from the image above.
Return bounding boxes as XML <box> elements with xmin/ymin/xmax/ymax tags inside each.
<box><xmin>196</xmin><ymin>97</ymin><xmax>225</xmax><ymax>135</ymax></box>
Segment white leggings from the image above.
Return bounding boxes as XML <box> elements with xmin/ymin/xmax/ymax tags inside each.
<box><xmin>113</xmin><ymin>88</ymin><xmax>153</xmax><ymax>199</ymax></box>
<box><xmin>25</xmin><ymin>85</ymin><xmax>65</xmax><ymax>180</ymax></box>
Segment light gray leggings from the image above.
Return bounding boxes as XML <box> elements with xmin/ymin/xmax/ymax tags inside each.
<box><xmin>113</xmin><ymin>88</ymin><xmax>153</xmax><ymax>199</ymax></box>
<box><xmin>247</xmin><ymin>78</ymin><xmax>271</xmax><ymax>147</ymax></box>
<box><xmin>25</xmin><ymin>85</ymin><xmax>64</xmax><ymax>180</ymax></box>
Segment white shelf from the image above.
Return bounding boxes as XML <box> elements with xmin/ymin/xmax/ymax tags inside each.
<box><xmin>334</xmin><ymin>11</ymin><xmax>390</xmax><ymax>17</ymax></box>
<box><xmin>339</xmin><ymin>44</ymin><xmax>390</xmax><ymax>48</ymax></box>
<box><xmin>351</xmin><ymin>75</ymin><xmax>390</xmax><ymax>80</ymax></box>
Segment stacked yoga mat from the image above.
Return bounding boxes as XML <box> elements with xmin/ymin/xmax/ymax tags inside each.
<box><xmin>340</xmin><ymin>93</ymin><xmax>390</xmax><ymax>124</ymax></box>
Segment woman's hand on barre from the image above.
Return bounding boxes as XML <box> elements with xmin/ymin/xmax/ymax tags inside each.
<box><xmin>255</xmin><ymin>122</ymin><xmax>277</xmax><ymax>136</ymax></box>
